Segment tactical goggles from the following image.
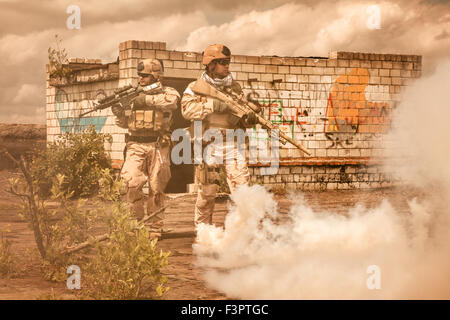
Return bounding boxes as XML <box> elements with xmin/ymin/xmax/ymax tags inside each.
<box><xmin>214</xmin><ymin>58</ymin><xmax>231</xmax><ymax>66</ymax></box>
<box><xmin>138</xmin><ymin>73</ymin><xmax>151</xmax><ymax>78</ymax></box>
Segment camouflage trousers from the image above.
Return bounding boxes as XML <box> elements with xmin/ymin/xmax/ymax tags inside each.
<box><xmin>195</xmin><ymin>140</ymin><xmax>249</xmax><ymax>225</ymax></box>
<box><xmin>121</xmin><ymin>141</ymin><xmax>171</xmax><ymax>229</ymax></box>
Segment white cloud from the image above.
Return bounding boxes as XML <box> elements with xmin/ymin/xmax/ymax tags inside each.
<box><xmin>12</xmin><ymin>84</ymin><xmax>41</xmax><ymax>105</ymax></box>
<box><xmin>180</xmin><ymin>0</ymin><xmax>450</xmax><ymax>65</ymax></box>
<box><xmin>0</xmin><ymin>0</ymin><xmax>449</xmax><ymax>124</ymax></box>
<box><xmin>0</xmin><ymin>11</ymin><xmax>209</xmax><ymax>123</ymax></box>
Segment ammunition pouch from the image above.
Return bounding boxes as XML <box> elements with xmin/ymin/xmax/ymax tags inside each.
<box><xmin>126</xmin><ymin>109</ymin><xmax>161</xmax><ymax>131</ymax></box>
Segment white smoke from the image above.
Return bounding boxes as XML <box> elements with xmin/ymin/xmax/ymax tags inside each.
<box><xmin>193</xmin><ymin>59</ymin><xmax>450</xmax><ymax>299</ymax></box>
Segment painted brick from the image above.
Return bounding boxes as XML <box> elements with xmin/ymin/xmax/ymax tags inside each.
<box><xmin>230</xmin><ymin>63</ymin><xmax>242</xmax><ymax>72</ymax></box>
<box><xmin>402</xmin><ymin>62</ymin><xmax>414</xmax><ymax>70</ymax></box>
<box><xmin>183</xmin><ymin>52</ymin><xmax>198</xmax><ymax>61</ymax></box>
<box><xmin>169</xmin><ymin>51</ymin><xmax>183</xmax><ymax>60</ymax></box>
<box><xmin>309</xmin><ymin>75</ymin><xmax>320</xmax><ymax>83</ymax></box>
<box><xmin>290</xmin><ymin>66</ymin><xmax>303</xmax><ymax>74</ymax></box>
<box><xmin>294</xmin><ymin>59</ymin><xmax>307</xmax><ymax>66</ymax></box>
<box><xmin>187</xmin><ymin>62</ymin><xmax>201</xmax><ymax>69</ymax></box>
<box><xmin>260</xmin><ymin>57</ymin><xmax>271</xmax><ymax>64</ymax></box>
<box><xmin>302</xmin><ymin>67</ymin><xmax>315</xmax><ymax>74</ymax></box>
<box><xmin>379</xmin><ymin>69</ymin><xmax>390</xmax><ymax>77</ymax></box>
<box><xmin>349</xmin><ymin>60</ymin><xmax>360</xmax><ymax>67</ymax></box>
<box><xmin>401</xmin><ymin>70</ymin><xmax>412</xmax><ymax>77</ymax></box>
<box><xmin>164</xmin><ymin>68</ymin><xmax>201</xmax><ymax>78</ymax></box>
<box><xmin>163</xmin><ymin>60</ymin><xmax>173</xmax><ymax>68</ymax></box>
<box><xmin>320</xmin><ymin>76</ymin><xmax>332</xmax><ymax>83</ymax></box>
<box><xmin>247</xmin><ymin>73</ymin><xmax>260</xmax><ymax>81</ymax></box>
<box><xmin>337</xmin><ymin>60</ymin><xmax>349</xmax><ymax>67</ymax></box>
<box><xmin>391</xmin><ymin>77</ymin><xmax>402</xmax><ymax>85</ymax></box>
<box><xmin>327</xmin><ymin>59</ymin><xmax>338</xmax><ymax>67</ymax></box>
<box><xmin>260</xmin><ymin>73</ymin><xmax>273</xmax><ymax>82</ymax></box>
<box><xmin>266</xmin><ymin>65</ymin><xmax>278</xmax><ymax>73</ymax></box>
<box><xmin>382</xmin><ymin>61</ymin><xmax>393</xmax><ymax>69</ymax></box>
<box><xmin>241</xmin><ymin>64</ymin><xmax>254</xmax><ymax>72</ymax></box>
<box><xmin>282</xmin><ymin>58</ymin><xmax>295</xmax><ymax>65</ymax></box>
<box><xmin>254</xmin><ymin>65</ymin><xmax>266</xmax><ymax>73</ymax></box>
<box><xmin>173</xmin><ymin>61</ymin><xmax>187</xmax><ymax>69</ymax></box>
<box><xmin>236</xmin><ymin>72</ymin><xmax>249</xmax><ymax>81</ymax></box>
<box><xmin>278</xmin><ymin>66</ymin><xmax>289</xmax><ymax>73</ymax></box>
<box><xmin>155</xmin><ymin>50</ymin><xmax>169</xmax><ymax>60</ymax></box>
<box><xmin>247</xmin><ymin>56</ymin><xmax>259</xmax><ymax>64</ymax></box>
<box><xmin>381</xmin><ymin>77</ymin><xmax>392</xmax><ymax>85</ymax></box>
<box><xmin>286</xmin><ymin>74</ymin><xmax>297</xmax><ymax>82</ymax></box>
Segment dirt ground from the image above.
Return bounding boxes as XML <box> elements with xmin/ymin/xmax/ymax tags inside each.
<box><xmin>0</xmin><ymin>167</ymin><xmax>428</xmax><ymax>300</ymax></box>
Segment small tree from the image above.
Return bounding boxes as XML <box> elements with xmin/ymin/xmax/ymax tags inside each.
<box><xmin>48</xmin><ymin>34</ymin><xmax>71</xmax><ymax>80</ymax></box>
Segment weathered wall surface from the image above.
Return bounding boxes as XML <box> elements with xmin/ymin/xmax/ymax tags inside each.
<box><xmin>46</xmin><ymin>40</ymin><xmax>421</xmax><ymax>191</ymax></box>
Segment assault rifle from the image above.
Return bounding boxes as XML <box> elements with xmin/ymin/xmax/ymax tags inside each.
<box><xmin>78</xmin><ymin>82</ymin><xmax>163</xmax><ymax>117</ymax></box>
<box><xmin>191</xmin><ymin>79</ymin><xmax>311</xmax><ymax>156</ymax></box>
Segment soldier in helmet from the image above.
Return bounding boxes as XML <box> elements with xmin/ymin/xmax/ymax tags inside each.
<box><xmin>181</xmin><ymin>44</ymin><xmax>257</xmax><ymax>227</ymax></box>
<box><xmin>112</xmin><ymin>58</ymin><xmax>180</xmax><ymax>232</ymax></box>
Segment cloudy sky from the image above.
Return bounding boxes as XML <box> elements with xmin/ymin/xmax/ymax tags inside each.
<box><xmin>0</xmin><ymin>0</ymin><xmax>449</xmax><ymax>124</ymax></box>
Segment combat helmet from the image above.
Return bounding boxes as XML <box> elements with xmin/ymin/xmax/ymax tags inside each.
<box><xmin>202</xmin><ymin>44</ymin><xmax>231</xmax><ymax>66</ymax></box>
<box><xmin>137</xmin><ymin>58</ymin><xmax>164</xmax><ymax>80</ymax></box>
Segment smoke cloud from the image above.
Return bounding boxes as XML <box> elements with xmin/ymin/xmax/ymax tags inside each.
<box><xmin>193</xmin><ymin>59</ymin><xmax>450</xmax><ymax>299</ymax></box>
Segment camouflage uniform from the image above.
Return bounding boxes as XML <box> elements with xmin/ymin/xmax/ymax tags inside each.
<box><xmin>113</xmin><ymin>60</ymin><xmax>180</xmax><ymax>228</ymax></box>
<box><xmin>181</xmin><ymin>73</ymin><xmax>252</xmax><ymax>225</ymax></box>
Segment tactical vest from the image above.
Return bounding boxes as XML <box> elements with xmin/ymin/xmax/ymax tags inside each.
<box><xmin>125</xmin><ymin>95</ymin><xmax>172</xmax><ymax>136</ymax></box>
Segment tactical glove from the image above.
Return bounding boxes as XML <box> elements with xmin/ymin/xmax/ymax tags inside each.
<box><xmin>213</xmin><ymin>99</ymin><xmax>229</xmax><ymax>113</ymax></box>
<box><xmin>111</xmin><ymin>104</ymin><xmax>124</xmax><ymax>117</ymax></box>
<box><xmin>133</xmin><ymin>93</ymin><xmax>147</xmax><ymax>108</ymax></box>
<box><xmin>244</xmin><ymin>111</ymin><xmax>258</xmax><ymax>126</ymax></box>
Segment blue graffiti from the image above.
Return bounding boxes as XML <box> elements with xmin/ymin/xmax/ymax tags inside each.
<box><xmin>55</xmin><ymin>89</ymin><xmax>107</xmax><ymax>133</ymax></box>
<box><xmin>57</xmin><ymin>116</ymin><xmax>107</xmax><ymax>133</ymax></box>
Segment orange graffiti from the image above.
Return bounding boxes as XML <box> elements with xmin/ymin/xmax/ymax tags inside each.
<box><xmin>324</xmin><ymin>68</ymin><xmax>391</xmax><ymax>134</ymax></box>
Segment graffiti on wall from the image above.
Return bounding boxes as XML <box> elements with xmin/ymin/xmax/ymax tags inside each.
<box><xmin>246</xmin><ymin>68</ymin><xmax>392</xmax><ymax>150</ymax></box>
<box><xmin>55</xmin><ymin>89</ymin><xmax>107</xmax><ymax>133</ymax></box>
<box><xmin>247</xmin><ymin>98</ymin><xmax>309</xmax><ymax>143</ymax></box>
<box><xmin>262</xmin><ymin>99</ymin><xmax>308</xmax><ymax>137</ymax></box>
<box><xmin>324</xmin><ymin>68</ymin><xmax>391</xmax><ymax>133</ymax></box>
<box><xmin>323</xmin><ymin>68</ymin><xmax>391</xmax><ymax>148</ymax></box>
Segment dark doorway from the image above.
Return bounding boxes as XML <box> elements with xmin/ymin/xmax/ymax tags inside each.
<box><xmin>162</xmin><ymin>77</ymin><xmax>195</xmax><ymax>193</ymax></box>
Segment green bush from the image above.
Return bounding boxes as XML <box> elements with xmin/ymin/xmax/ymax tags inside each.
<box><xmin>82</xmin><ymin>172</ymin><xmax>170</xmax><ymax>299</ymax></box>
<box><xmin>84</xmin><ymin>205</ymin><xmax>170</xmax><ymax>299</ymax></box>
<box><xmin>0</xmin><ymin>229</ymin><xmax>17</xmax><ymax>278</ymax></box>
<box><xmin>9</xmin><ymin>132</ymin><xmax>170</xmax><ymax>299</ymax></box>
<box><xmin>30</xmin><ymin>126</ymin><xmax>112</xmax><ymax>198</ymax></box>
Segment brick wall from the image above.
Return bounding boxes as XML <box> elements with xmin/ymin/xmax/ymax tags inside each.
<box><xmin>46</xmin><ymin>40</ymin><xmax>421</xmax><ymax>191</ymax></box>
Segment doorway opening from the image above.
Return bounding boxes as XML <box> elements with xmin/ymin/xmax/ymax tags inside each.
<box><xmin>162</xmin><ymin>77</ymin><xmax>195</xmax><ymax>193</ymax></box>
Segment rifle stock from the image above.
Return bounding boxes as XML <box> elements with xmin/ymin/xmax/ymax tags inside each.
<box><xmin>191</xmin><ymin>79</ymin><xmax>311</xmax><ymax>156</ymax></box>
